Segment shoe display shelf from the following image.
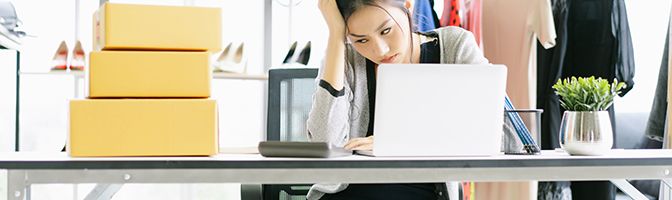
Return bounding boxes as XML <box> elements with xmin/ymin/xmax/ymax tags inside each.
<box><xmin>19</xmin><ymin>70</ymin><xmax>268</xmax><ymax>98</ymax></box>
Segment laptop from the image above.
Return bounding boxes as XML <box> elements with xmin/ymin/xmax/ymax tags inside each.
<box><xmin>358</xmin><ymin>64</ymin><xmax>507</xmax><ymax>157</ymax></box>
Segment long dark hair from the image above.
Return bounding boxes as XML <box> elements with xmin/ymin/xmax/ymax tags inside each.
<box><xmin>335</xmin><ymin>0</ymin><xmax>416</xmax><ymax>63</ymax></box>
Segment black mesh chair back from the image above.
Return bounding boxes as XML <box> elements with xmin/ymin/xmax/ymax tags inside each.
<box><xmin>264</xmin><ymin>67</ymin><xmax>318</xmax><ymax>200</ymax></box>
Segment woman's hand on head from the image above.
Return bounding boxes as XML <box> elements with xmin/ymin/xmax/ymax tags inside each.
<box><xmin>318</xmin><ymin>0</ymin><xmax>346</xmax><ymax>36</ymax></box>
<box><xmin>344</xmin><ymin>136</ymin><xmax>374</xmax><ymax>151</ymax></box>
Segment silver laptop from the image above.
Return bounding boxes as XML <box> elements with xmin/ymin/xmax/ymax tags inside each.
<box><xmin>358</xmin><ymin>64</ymin><xmax>507</xmax><ymax>157</ymax></box>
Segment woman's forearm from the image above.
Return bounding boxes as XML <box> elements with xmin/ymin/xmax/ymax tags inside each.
<box><xmin>321</xmin><ymin>35</ymin><xmax>346</xmax><ymax>90</ymax></box>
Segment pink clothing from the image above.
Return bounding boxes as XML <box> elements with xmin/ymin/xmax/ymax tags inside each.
<box><xmin>464</xmin><ymin>0</ymin><xmax>482</xmax><ymax>48</ymax></box>
<box><xmin>440</xmin><ymin>0</ymin><xmax>483</xmax><ymax>48</ymax></box>
<box><xmin>478</xmin><ymin>1</ymin><xmax>556</xmax><ymax>198</ymax></box>
<box><xmin>482</xmin><ymin>0</ymin><xmax>556</xmax><ymax>110</ymax></box>
<box><xmin>439</xmin><ymin>0</ymin><xmax>452</xmax><ymax>27</ymax></box>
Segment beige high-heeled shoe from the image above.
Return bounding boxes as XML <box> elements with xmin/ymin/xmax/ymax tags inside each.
<box><xmin>50</xmin><ymin>41</ymin><xmax>68</xmax><ymax>71</ymax></box>
<box><xmin>70</xmin><ymin>40</ymin><xmax>85</xmax><ymax>71</ymax></box>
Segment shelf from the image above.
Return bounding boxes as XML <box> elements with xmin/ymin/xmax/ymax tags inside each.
<box><xmin>20</xmin><ymin>71</ymin><xmax>85</xmax><ymax>77</ymax></box>
<box><xmin>19</xmin><ymin>71</ymin><xmax>268</xmax><ymax>80</ymax></box>
<box><xmin>212</xmin><ymin>72</ymin><xmax>268</xmax><ymax>80</ymax></box>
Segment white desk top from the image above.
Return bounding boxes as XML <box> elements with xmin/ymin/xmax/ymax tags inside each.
<box><xmin>0</xmin><ymin>149</ymin><xmax>671</xmax><ymax>169</ymax></box>
<box><xmin>3</xmin><ymin>150</ymin><xmax>671</xmax><ymax>184</ymax></box>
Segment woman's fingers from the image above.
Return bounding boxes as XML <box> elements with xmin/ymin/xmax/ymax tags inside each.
<box><xmin>344</xmin><ymin>138</ymin><xmax>367</xmax><ymax>150</ymax></box>
<box><xmin>344</xmin><ymin>136</ymin><xmax>374</xmax><ymax>150</ymax></box>
<box><xmin>350</xmin><ymin>143</ymin><xmax>373</xmax><ymax>151</ymax></box>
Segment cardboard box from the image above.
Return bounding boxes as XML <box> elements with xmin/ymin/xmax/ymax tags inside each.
<box><xmin>93</xmin><ymin>3</ymin><xmax>221</xmax><ymax>51</ymax></box>
<box><xmin>88</xmin><ymin>51</ymin><xmax>211</xmax><ymax>98</ymax></box>
<box><xmin>69</xmin><ymin>99</ymin><xmax>218</xmax><ymax>157</ymax></box>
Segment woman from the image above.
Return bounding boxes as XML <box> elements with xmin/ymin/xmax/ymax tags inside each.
<box><xmin>306</xmin><ymin>0</ymin><xmax>488</xmax><ymax>199</ymax></box>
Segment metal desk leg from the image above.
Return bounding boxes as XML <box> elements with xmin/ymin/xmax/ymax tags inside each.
<box><xmin>662</xmin><ymin>117</ymin><xmax>671</xmax><ymax>200</ymax></box>
<box><xmin>24</xmin><ymin>185</ymin><xmax>30</xmax><ymax>200</ymax></box>
<box><xmin>84</xmin><ymin>184</ymin><xmax>123</xmax><ymax>200</ymax></box>
<box><xmin>7</xmin><ymin>170</ymin><xmax>25</xmax><ymax>200</ymax></box>
<box><xmin>1</xmin><ymin>170</ymin><xmax>6</xmax><ymax>200</ymax></box>
<box><xmin>610</xmin><ymin>179</ymin><xmax>648</xmax><ymax>200</ymax></box>
<box><xmin>74</xmin><ymin>76</ymin><xmax>81</xmax><ymax>99</ymax></box>
<box><xmin>660</xmin><ymin>179</ymin><xmax>672</xmax><ymax>200</ymax></box>
<box><xmin>14</xmin><ymin>51</ymin><xmax>20</xmax><ymax>152</ymax></box>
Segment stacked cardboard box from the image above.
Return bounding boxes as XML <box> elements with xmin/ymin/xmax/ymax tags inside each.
<box><xmin>69</xmin><ymin>3</ymin><xmax>222</xmax><ymax>157</ymax></box>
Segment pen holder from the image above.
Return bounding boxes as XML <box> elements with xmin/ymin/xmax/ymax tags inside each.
<box><xmin>502</xmin><ymin>109</ymin><xmax>543</xmax><ymax>155</ymax></box>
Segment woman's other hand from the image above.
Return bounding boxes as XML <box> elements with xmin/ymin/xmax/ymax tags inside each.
<box><xmin>318</xmin><ymin>0</ymin><xmax>346</xmax><ymax>36</ymax></box>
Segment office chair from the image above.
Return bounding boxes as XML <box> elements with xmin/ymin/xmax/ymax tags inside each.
<box><xmin>241</xmin><ymin>67</ymin><xmax>318</xmax><ymax>200</ymax></box>
<box><xmin>266</xmin><ymin>67</ymin><xmax>318</xmax><ymax>142</ymax></box>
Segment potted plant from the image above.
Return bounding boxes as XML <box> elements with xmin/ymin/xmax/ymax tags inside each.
<box><xmin>552</xmin><ymin>76</ymin><xmax>626</xmax><ymax>155</ymax></box>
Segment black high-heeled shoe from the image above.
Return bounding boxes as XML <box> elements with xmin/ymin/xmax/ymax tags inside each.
<box><xmin>296</xmin><ymin>41</ymin><xmax>311</xmax><ymax>65</ymax></box>
<box><xmin>282</xmin><ymin>41</ymin><xmax>298</xmax><ymax>64</ymax></box>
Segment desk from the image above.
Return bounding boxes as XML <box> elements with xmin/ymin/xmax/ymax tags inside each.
<box><xmin>2</xmin><ymin>149</ymin><xmax>671</xmax><ymax>200</ymax></box>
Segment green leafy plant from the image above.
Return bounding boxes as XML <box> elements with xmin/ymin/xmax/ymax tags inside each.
<box><xmin>552</xmin><ymin>76</ymin><xmax>626</xmax><ymax>111</ymax></box>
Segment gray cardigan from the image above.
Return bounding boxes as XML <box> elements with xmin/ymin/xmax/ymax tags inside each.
<box><xmin>305</xmin><ymin>26</ymin><xmax>489</xmax><ymax>200</ymax></box>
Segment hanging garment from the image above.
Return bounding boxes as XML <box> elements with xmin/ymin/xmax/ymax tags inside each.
<box><xmin>535</xmin><ymin>0</ymin><xmax>572</xmax><ymax>198</ymax></box>
<box><xmin>449</xmin><ymin>0</ymin><xmax>462</xmax><ymax>27</ymax></box>
<box><xmin>440</xmin><ymin>0</ymin><xmax>482</xmax><ymax>47</ymax></box>
<box><xmin>537</xmin><ymin>0</ymin><xmax>635</xmax><ymax>199</ymax></box>
<box><xmin>414</xmin><ymin>0</ymin><xmax>438</xmax><ymax>32</ymax></box>
<box><xmin>537</xmin><ymin>181</ymin><xmax>572</xmax><ymax>200</ymax></box>
<box><xmin>646</xmin><ymin>25</ymin><xmax>669</xmax><ymax>143</ymax></box>
<box><xmin>630</xmin><ymin>21</ymin><xmax>670</xmax><ymax>200</ymax></box>
<box><xmin>459</xmin><ymin>0</ymin><xmax>466</xmax><ymax>26</ymax></box>
<box><xmin>439</xmin><ymin>0</ymin><xmax>452</xmax><ymax>27</ymax></box>
<box><xmin>536</xmin><ymin>0</ymin><xmax>567</xmax><ymax>151</ymax></box>
<box><xmin>537</xmin><ymin>0</ymin><xmax>635</xmax><ymax>150</ymax></box>
<box><xmin>478</xmin><ymin>1</ymin><xmax>556</xmax><ymax>200</ymax></box>
<box><xmin>482</xmin><ymin>0</ymin><xmax>556</xmax><ymax>110</ymax></box>
<box><xmin>463</xmin><ymin>0</ymin><xmax>483</xmax><ymax>47</ymax></box>
<box><xmin>429</xmin><ymin>0</ymin><xmax>441</xmax><ymax>29</ymax></box>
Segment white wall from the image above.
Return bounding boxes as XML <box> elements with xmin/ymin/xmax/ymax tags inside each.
<box><xmin>616</xmin><ymin>0</ymin><xmax>672</xmax><ymax>113</ymax></box>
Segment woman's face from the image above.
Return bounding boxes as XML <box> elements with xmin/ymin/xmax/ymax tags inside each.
<box><xmin>346</xmin><ymin>4</ymin><xmax>411</xmax><ymax>64</ymax></box>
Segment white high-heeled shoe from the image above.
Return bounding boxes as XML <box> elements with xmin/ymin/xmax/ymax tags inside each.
<box><xmin>214</xmin><ymin>42</ymin><xmax>247</xmax><ymax>74</ymax></box>
<box><xmin>213</xmin><ymin>42</ymin><xmax>232</xmax><ymax>72</ymax></box>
